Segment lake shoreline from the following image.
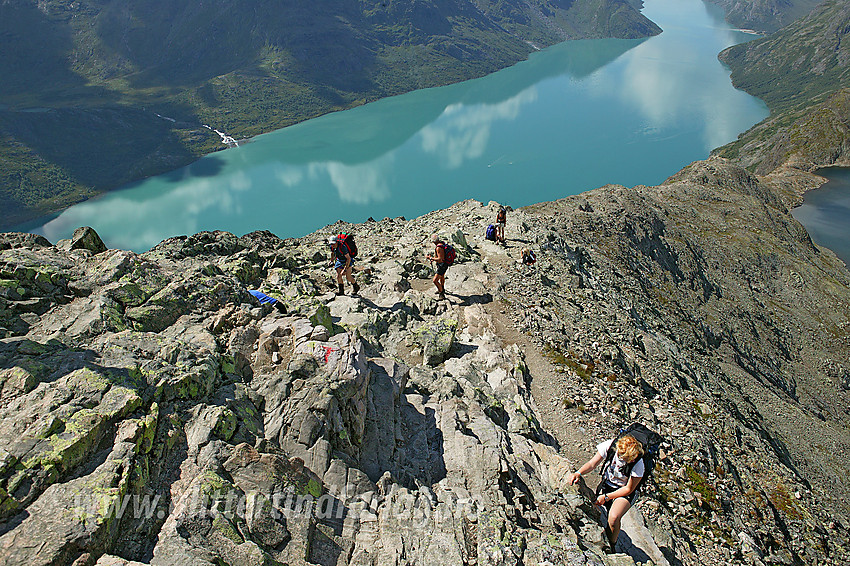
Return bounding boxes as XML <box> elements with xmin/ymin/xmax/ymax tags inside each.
<box><xmin>20</xmin><ymin>0</ymin><xmax>771</xmax><ymax>253</ymax></box>
<box><xmin>791</xmin><ymin>166</ymin><xmax>850</xmax><ymax>267</ymax></box>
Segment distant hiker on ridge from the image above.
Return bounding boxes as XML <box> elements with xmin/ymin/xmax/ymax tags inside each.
<box><xmin>328</xmin><ymin>233</ymin><xmax>360</xmax><ymax>296</ymax></box>
<box><xmin>496</xmin><ymin>206</ymin><xmax>507</xmax><ymax>245</ymax></box>
<box><xmin>566</xmin><ymin>424</ymin><xmax>662</xmax><ymax>550</ymax></box>
<box><xmin>426</xmin><ymin>234</ymin><xmax>456</xmax><ymax>300</ymax></box>
<box><xmin>521</xmin><ymin>248</ymin><xmax>536</xmax><ymax>266</ymax></box>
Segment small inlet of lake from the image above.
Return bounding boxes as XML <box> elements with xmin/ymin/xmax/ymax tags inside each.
<box><xmin>27</xmin><ymin>0</ymin><xmax>769</xmax><ymax>252</ymax></box>
<box><xmin>792</xmin><ymin>168</ymin><xmax>850</xmax><ymax>267</ymax></box>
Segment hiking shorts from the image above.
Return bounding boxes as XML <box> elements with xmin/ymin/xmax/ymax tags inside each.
<box><xmin>335</xmin><ymin>257</ymin><xmax>354</xmax><ymax>270</ymax></box>
<box><xmin>435</xmin><ymin>262</ymin><xmax>448</xmax><ymax>276</ymax></box>
<box><xmin>597</xmin><ymin>481</ymin><xmax>637</xmax><ymax>507</ymax></box>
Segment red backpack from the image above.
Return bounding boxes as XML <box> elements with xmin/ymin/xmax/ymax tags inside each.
<box><xmin>439</xmin><ymin>243</ymin><xmax>456</xmax><ymax>266</ymax></box>
<box><xmin>336</xmin><ymin>233</ymin><xmax>358</xmax><ymax>257</ymax></box>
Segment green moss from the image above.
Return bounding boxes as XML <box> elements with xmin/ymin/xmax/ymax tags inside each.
<box><xmin>136</xmin><ymin>402</ymin><xmax>159</xmax><ymax>455</ymax></box>
<box><xmin>309</xmin><ymin>304</ymin><xmax>336</xmax><ymax>335</ymax></box>
<box><xmin>685</xmin><ymin>465</ymin><xmax>718</xmax><ymax>509</ymax></box>
<box><xmin>212</xmin><ymin>514</ymin><xmax>243</xmax><ymax>543</ymax></box>
<box><xmin>67</xmin><ymin>366</ymin><xmax>111</xmax><ymax>392</ymax></box>
<box><xmin>16</xmin><ymin>339</ymin><xmax>51</xmax><ymax>356</ymax></box>
<box><xmin>213</xmin><ymin>408</ymin><xmax>237</xmax><ymax>441</ymax></box>
<box><xmin>32</xmin><ymin>409</ymin><xmax>105</xmax><ymax>471</ymax></box>
<box><xmin>768</xmin><ymin>483</ymin><xmax>804</xmax><ymax>520</ymax></box>
<box><xmin>111</xmin><ymin>280</ymin><xmax>148</xmax><ymax>307</ymax></box>
<box><xmin>0</xmin><ymin>487</ymin><xmax>20</xmax><ymax>516</ymax></box>
<box><xmin>220</xmin><ymin>355</ymin><xmax>236</xmax><ymax>375</ymax></box>
<box><xmin>543</xmin><ymin>345</ymin><xmax>593</xmax><ymax>382</ymax></box>
<box><xmin>0</xmin><ymin>366</ymin><xmax>39</xmax><ymax>395</ymax></box>
<box><xmin>218</xmin><ymin>258</ymin><xmax>261</xmax><ymax>284</ymax></box>
<box><xmin>306</xmin><ymin>478</ymin><xmax>322</xmax><ymax>498</ymax></box>
<box><xmin>131</xmin><ymin>457</ymin><xmax>150</xmax><ymax>492</ymax></box>
<box><xmin>0</xmin><ymin>279</ymin><xmax>24</xmax><ymax>299</ymax></box>
<box><xmin>201</xmin><ymin>470</ymin><xmax>228</xmax><ymax>492</ymax></box>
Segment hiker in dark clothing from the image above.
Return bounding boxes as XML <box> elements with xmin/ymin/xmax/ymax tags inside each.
<box><xmin>328</xmin><ymin>236</ymin><xmax>359</xmax><ymax>296</ymax></box>
<box><xmin>496</xmin><ymin>207</ymin><xmax>507</xmax><ymax>244</ymax></box>
<box><xmin>521</xmin><ymin>248</ymin><xmax>536</xmax><ymax>266</ymax></box>
<box><xmin>567</xmin><ymin>435</ymin><xmax>645</xmax><ymax>548</ymax></box>
<box><xmin>426</xmin><ymin>234</ymin><xmax>449</xmax><ymax>300</ymax></box>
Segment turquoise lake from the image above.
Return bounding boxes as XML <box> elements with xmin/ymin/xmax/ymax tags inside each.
<box><xmin>792</xmin><ymin>168</ymin><xmax>850</xmax><ymax>267</ymax></box>
<box><xmin>30</xmin><ymin>0</ymin><xmax>769</xmax><ymax>252</ymax></box>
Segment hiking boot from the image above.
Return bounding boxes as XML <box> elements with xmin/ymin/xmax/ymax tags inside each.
<box><xmin>438</xmin><ymin>292</ymin><xmax>446</xmax><ymax>301</ymax></box>
<box><xmin>352</xmin><ymin>282</ymin><xmax>360</xmax><ymax>294</ymax></box>
<box><xmin>336</xmin><ymin>284</ymin><xmax>345</xmax><ymax>296</ymax></box>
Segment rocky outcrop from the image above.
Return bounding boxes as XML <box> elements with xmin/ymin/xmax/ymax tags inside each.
<box><xmin>715</xmin><ymin>89</ymin><xmax>850</xmax><ymax>202</ymax></box>
<box><xmin>0</xmin><ymin>157</ymin><xmax>848</xmax><ymax>565</ymax></box>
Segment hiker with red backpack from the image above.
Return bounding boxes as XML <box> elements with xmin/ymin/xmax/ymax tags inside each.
<box><xmin>426</xmin><ymin>234</ymin><xmax>455</xmax><ymax>300</ymax></box>
<box><xmin>566</xmin><ymin>423</ymin><xmax>662</xmax><ymax>550</ymax></box>
<box><xmin>328</xmin><ymin>234</ymin><xmax>360</xmax><ymax>296</ymax></box>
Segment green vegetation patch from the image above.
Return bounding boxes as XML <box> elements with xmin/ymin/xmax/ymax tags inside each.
<box><xmin>685</xmin><ymin>465</ymin><xmax>718</xmax><ymax>509</ymax></box>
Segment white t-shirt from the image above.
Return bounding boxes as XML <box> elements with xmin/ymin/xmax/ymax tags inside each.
<box><xmin>597</xmin><ymin>439</ymin><xmax>645</xmax><ymax>488</ymax></box>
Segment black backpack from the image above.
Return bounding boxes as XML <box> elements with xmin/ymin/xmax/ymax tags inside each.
<box><xmin>600</xmin><ymin>423</ymin><xmax>663</xmax><ymax>494</ymax></box>
<box><xmin>336</xmin><ymin>233</ymin><xmax>357</xmax><ymax>258</ymax></box>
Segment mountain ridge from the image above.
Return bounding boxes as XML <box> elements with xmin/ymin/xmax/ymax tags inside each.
<box><xmin>0</xmin><ymin>156</ymin><xmax>848</xmax><ymax>565</ymax></box>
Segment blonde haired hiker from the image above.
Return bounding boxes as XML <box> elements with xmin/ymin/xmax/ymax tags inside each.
<box><xmin>566</xmin><ymin>424</ymin><xmax>662</xmax><ymax>549</ymax></box>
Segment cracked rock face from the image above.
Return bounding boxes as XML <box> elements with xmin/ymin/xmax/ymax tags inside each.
<box><xmin>0</xmin><ymin>158</ymin><xmax>848</xmax><ymax>566</ymax></box>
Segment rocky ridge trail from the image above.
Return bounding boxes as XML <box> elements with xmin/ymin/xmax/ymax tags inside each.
<box><xmin>0</xmin><ymin>157</ymin><xmax>848</xmax><ymax>566</ymax></box>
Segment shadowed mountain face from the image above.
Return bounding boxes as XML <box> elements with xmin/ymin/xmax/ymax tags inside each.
<box><xmin>0</xmin><ymin>0</ymin><xmax>659</xmax><ymax>230</ymax></box>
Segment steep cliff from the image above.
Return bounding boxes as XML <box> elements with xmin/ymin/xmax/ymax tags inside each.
<box><xmin>0</xmin><ymin>158</ymin><xmax>848</xmax><ymax>566</ymax></box>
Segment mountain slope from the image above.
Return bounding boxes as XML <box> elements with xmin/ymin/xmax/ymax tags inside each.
<box><xmin>705</xmin><ymin>0</ymin><xmax>821</xmax><ymax>33</ymax></box>
<box><xmin>0</xmin><ymin>0</ymin><xmax>660</xmax><ymax>230</ymax></box>
<box><xmin>714</xmin><ymin>0</ymin><xmax>850</xmax><ymax>182</ymax></box>
<box><xmin>0</xmin><ymin>158</ymin><xmax>848</xmax><ymax>565</ymax></box>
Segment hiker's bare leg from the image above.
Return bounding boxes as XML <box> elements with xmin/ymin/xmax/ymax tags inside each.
<box><xmin>607</xmin><ymin>498</ymin><xmax>631</xmax><ymax>547</ymax></box>
<box><xmin>432</xmin><ymin>273</ymin><xmax>444</xmax><ymax>294</ymax></box>
<box><xmin>344</xmin><ymin>265</ymin><xmax>360</xmax><ymax>294</ymax></box>
<box><xmin>335</xmin><ymin>268</ymin><xmax>345</xmax><ymax>286</ymax></box>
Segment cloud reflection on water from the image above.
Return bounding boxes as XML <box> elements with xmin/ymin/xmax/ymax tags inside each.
<box><xmin>585</xmin><ymin>17</ymin><xmax>764</xmax><ymax>152</ymax></box>
<box><xmin>29</xmin><ymin>0</ymin><xmax>769</xmax><ymax>253</ymax></box>
<box><xmin>309</xmin><ymin>156</ymin><xmax>395</xmax><ymax>204</ymax></box>
<box><xmin>39</xmin><ymin>171</ymin><xmax>256</xmax><ymax>251</ymax></box>
<box><xmin>419</xmin><ymin>90</ymin><xmax>538</xmax><ymax>169</ymax></box>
